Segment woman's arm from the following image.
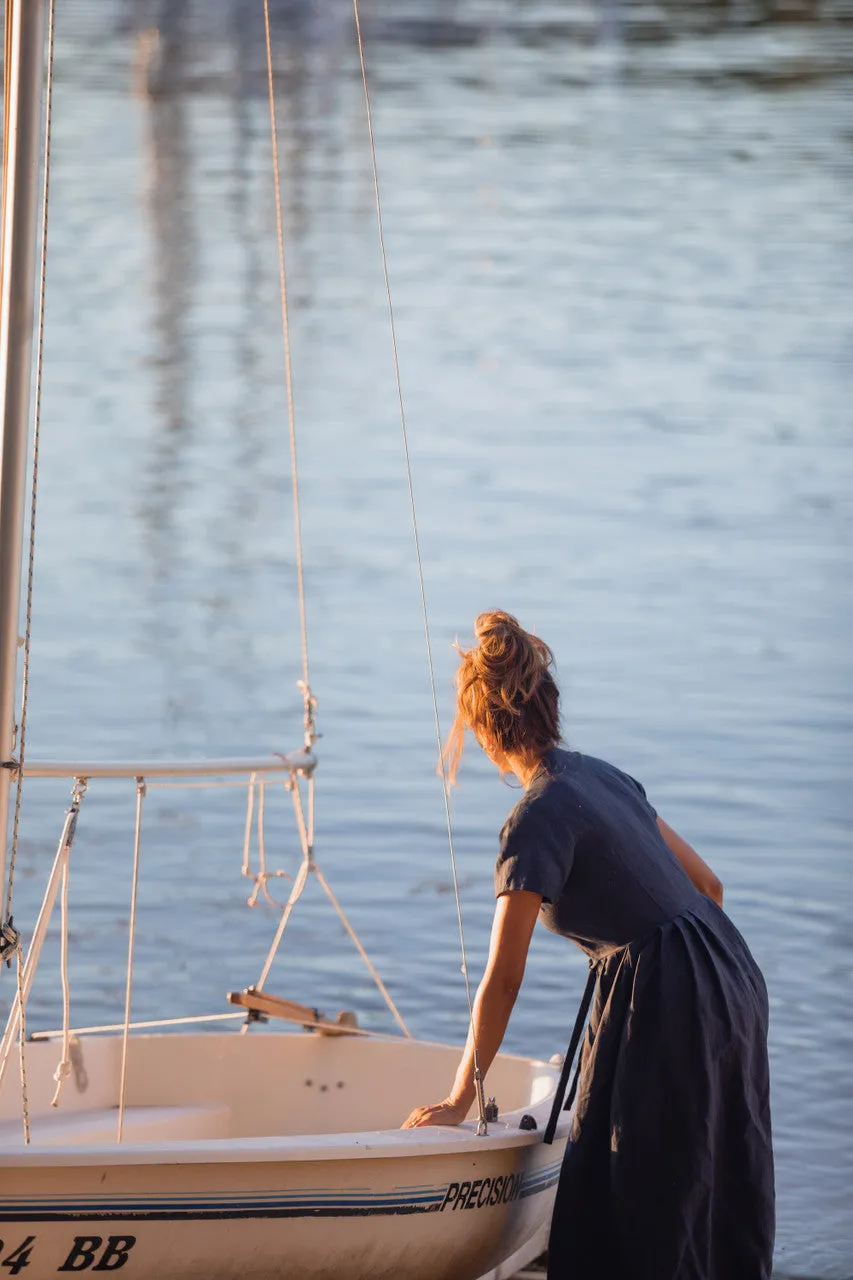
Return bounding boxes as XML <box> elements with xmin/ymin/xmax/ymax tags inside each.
<box><xmin>402</xmin><ymin>889</ymin><xmax>542</xmax><ymax>1128</ymax></box>
<box><xmin>657</xmin><ymin>816</ymin><xmax>723</xmax><ymax>907</ymax></box>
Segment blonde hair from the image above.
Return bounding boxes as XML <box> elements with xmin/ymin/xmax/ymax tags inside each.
<box><xmin>443</xmin><ymin>610</ymin><xmax>560</xmax><ymax>784</ymax></box>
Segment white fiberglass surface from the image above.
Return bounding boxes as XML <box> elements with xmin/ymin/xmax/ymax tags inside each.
<box><xmin>0</xmin><ymin>1033</ymin><xmax>554</xmax><ymax>1142</ymax></box>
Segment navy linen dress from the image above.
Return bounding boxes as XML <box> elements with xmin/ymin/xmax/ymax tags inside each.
<box><xmin>495</xmin><ymin>748</ymin><xmax>775</xmax><ymax>1280</ymax></box>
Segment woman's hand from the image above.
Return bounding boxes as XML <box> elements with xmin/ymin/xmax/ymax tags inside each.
<box><xmin>401</xmin><ymin>892</ymin><xmax>541</xmax><ymax>1134</ymax></box>
<box><xmin>402</xmin><ymin>1099</ymin><xmax>467</xmax><ymax>1129</ymax></box>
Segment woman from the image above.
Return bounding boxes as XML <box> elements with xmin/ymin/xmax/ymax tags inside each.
<box><xmin>403</xmin><ymin>611</ymin><xmax>774</xmax><ymax>1280</ymax></box>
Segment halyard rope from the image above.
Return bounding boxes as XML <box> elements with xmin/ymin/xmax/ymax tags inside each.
<box><xmin>312</xmin><ymin>862</ymin><xmax>411</xmax><ymax>1038</ymax></box>
<box><xmin>0</xmin><ymin>778</ymin><xmax>86</xmax><ymax>1135</ymax></box>
<box><xmin>351</xmin><ymin>0</ymin><xmax>487</xmax><ymax>1128</ymax></box>
<box><xmin>262</xmin><ymin>0</ymin><xmax>315</xmax><ymax>749</ymax></box>
<box><xmin>250</xmin><ymin>768</ymin><xmax>412</xmax><ymax>1036</ymax></box>
<box><xmin>253</xmin><ymin>4</ymin><xmax>412</xmax><ymax>1041</ymax></box>
<box><xmin>15</xmin><ymin>947</ymin><xmax>30</xmax><ymax>1142</ymax></box>
<box><xmin>117</xmin><ymin>778</ymin><xmax>145</xmax><ymax>1143</ymax></box>
<box><xmin>49</xmin><ymin>848</ymin><xmax>72</xmax><ymax>1107</ymax></box>
<box><xmin>241</xmin><ymin>772</ymin><xmax>257</xmax><ymax>878</ymax></box>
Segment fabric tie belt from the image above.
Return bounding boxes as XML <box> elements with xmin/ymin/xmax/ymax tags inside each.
<box><xmin>543</xmin><ymin>962</ymin><xmax>598</xmax><ymax>1145</ymax></box>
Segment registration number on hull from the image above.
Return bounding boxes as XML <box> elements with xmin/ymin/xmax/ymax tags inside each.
<box><xmin>0</xmin><ymin>1237</ymin><xmax>136</xmax><ymax>1273</ymax></box>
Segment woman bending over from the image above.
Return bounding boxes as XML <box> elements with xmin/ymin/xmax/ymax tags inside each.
<box><xmin>403</xmin><ymin>611</ymin><xmax>774</xmax><ymax>1280</ymax></box>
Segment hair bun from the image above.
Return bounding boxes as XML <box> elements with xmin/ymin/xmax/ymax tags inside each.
<box><xmin>443</xmin><ymin>611</ymin><xmax>560</xmax><ymax>783</ymax></box>
<box><xmin>474</xmin><ymin>611</ymin><xmax>522</xmax><ymax>671</ymax></box>
<box><xmin>471</xmin><ymin>611</ymin><xmax>551</xmax><ymax>707</ymax></box>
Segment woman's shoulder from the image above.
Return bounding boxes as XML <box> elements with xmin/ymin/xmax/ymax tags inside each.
<box><xmin>501</xmin><ymin>748</ymin><xmax>651</xmax><ymax>836</ymax></box>
<box><xmin>549</xmin><ymin>749</ymin><xmax>659</xmax><ymax>826</ymax></box>
<box><xmin>551</xmin><ymin>747</ymin><xmax>647</xmax><ymax>790</ymax></box>
<box><xmin>496</xmin><ymin>755</ymin><xmax>581</xmax><ymax>902</ymax></box>
<box><xmin>501</xmin><ymin>750</ymin><xmax>583</xmax><ymax>836</ymax></box>
<box><xmin>537</xmin><ymin>748</ymin><xmax>657</xmax><ymax>818</ymax></box>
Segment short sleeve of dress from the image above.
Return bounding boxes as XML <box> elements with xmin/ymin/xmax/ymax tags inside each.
<box><xmin>494</xmin><ymin>793</ymin><xmax>574</xmax><ymax>904</ymax></box>
<box><xmin>626</xmin><ymin>773</ymin><xmax>658</xmax><ymax>818</ymax></box>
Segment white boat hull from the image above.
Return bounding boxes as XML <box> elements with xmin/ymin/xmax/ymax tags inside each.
<box><xmin>0</xmin><ymin>1032</ymin><xmax>568</xmax><ymax>1278</ymax></box>
<box><xmin>2</xmin><ymin>1146</ymin><xmax>561</xmax><ymax>1279</ymax></box>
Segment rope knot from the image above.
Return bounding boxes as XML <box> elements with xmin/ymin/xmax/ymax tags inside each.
<box><xmin>50</xmin><ymin>1056</ymin><xmax>72</xmax><ymax>1108</ymax></box>
<box><xmin>247</xmin><ymin>870</ymin><xmax>293</xmax><ymax>910</ymax></box>
<box><xmin>0</xmin><ymin>918</ymin><xmax>21</xmax><ymax>969</ymax></box>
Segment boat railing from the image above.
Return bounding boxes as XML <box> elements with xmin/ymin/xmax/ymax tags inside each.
<box><xmin>0</xmin><ymin>749</ymin><xmax>323</xmax><ymax>1107</ymax></box>
<box><xmin>1</xmin><ymin>741</ymin><xmax>411</xmax><ymax>1122</ymax></box>
<box><xmin>15</xmin><ymin>751</ymin><xmax>316</xmax><ymax>780</ymax></box>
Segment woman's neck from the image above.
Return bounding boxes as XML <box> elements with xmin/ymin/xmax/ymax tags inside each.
<box><xmin>505</xmin><ymin>750</ymin><xmax>545</xmax><ymax>790</ymax></box>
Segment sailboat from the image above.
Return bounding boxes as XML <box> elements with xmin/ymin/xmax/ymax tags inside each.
<box><xmin>0</xmin><ymin>3</ymin><xmax>571</xmax><ymax>1277</ymax></box>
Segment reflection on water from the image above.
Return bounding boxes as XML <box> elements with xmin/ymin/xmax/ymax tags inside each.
<box><xmin>3</xmin><ymin>2</ymin><xmax>852</xmax><ymax>1277</ymax></box>
<box><xmin>134</xmin><ymin>9</ymin><xmax>197</xmax><ymax>727</ymax></box>
<box><xmin>136</xmin><ymin>17</ymin><xmax>192</xmax><ymax>556</ymax></box>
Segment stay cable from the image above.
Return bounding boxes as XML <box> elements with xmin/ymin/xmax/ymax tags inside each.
<box><xmin>351</xmin><ymin>0</ymin><xmax>488</xmax><ymax>1131</ymax></box>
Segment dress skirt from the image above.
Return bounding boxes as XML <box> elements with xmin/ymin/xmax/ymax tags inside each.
<box><xmin>547</xmin><ymin>895</ymin><xmax>775</xmax><ymax>1280</ymax></box>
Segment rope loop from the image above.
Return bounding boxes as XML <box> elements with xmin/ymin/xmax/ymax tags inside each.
<box><xmin>241</xmin><ymin>771</ymin><xmax>294</xmax><ymax>908</ymax></box>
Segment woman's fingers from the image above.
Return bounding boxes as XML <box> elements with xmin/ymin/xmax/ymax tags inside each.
<box><xmin>401</xmin><ymin>1101</ymin><xmax>465</xmax><ymax>1129</ymax></box>
<box><xmin>402</xmin><ymin>1105</ymin><xmax>437</xmax><ymax>1128</ymax></box>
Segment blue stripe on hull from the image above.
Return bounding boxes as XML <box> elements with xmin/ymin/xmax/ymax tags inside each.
<box><xmin>0</xmin><ymin>1203</ymin><xmax>444</xmax><ymax>1222</ymax></box>
<box><xmin>0</xmin><ymin>1161</ymin><xmax>564</xmax><ymax>1223</ymax></box>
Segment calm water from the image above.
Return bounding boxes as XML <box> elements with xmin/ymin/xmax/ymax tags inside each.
<box><xmin>2</xmin><ymin>2</ymin><xmax>852</xmax><ymax>1275</ymax></box>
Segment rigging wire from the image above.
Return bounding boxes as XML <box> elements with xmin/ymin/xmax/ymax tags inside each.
<box><xmin>312</xmin><ymin>861</ymin><xmax>411</xmax><ymax>1039</ymax></box>
<box><xmin>257</xmin><ymin>1</ymin><xmax>412</xmax><ymax>1042</ymax></box>
<box><xmin>262</xmin><ymin>0</ymin><xmax>316</xmax><ymax>749</ymax></box>
<box><xmin>350</xmin><ymin>0</ymin><xmax>488</xmax><ymax>1130</ymax></box>
<box><xmin>245</xmin><ymin>764</ymin><xmax>412</xmax><ymax>1035</ymax></box>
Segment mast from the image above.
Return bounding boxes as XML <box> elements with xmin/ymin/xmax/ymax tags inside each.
<box><xmin>0</xmin><ymin>0</ymin><xmax>48</xmax><ymax>910</ymax></box>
